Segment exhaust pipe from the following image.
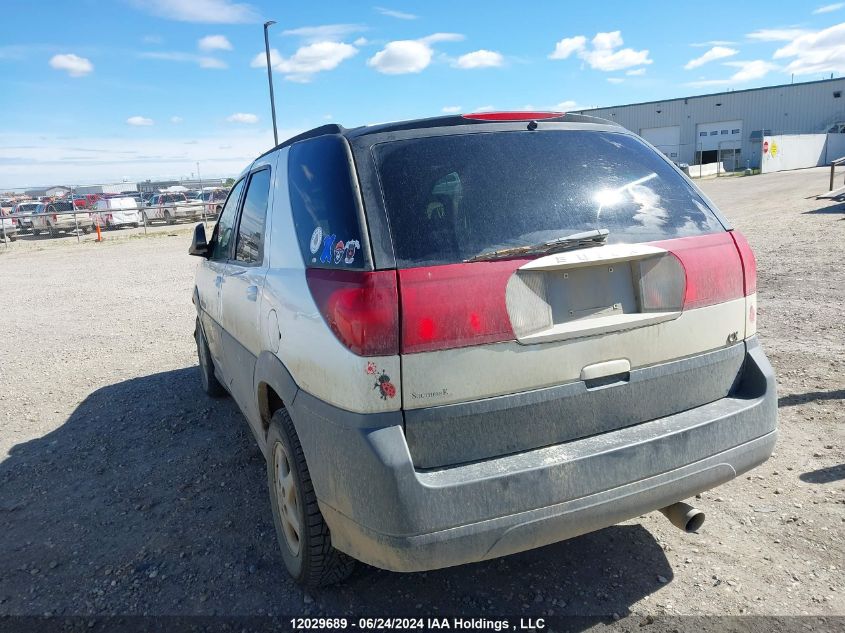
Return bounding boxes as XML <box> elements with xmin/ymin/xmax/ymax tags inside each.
<box><xmin>660</xmin><ymin>502</ymin><xmax>705</xmax><ymax>533</ymax></box>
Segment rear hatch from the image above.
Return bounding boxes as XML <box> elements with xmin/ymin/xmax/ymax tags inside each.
<box><xmin>364</xmin><ymin>124</ymin><xmax>755</xmax><ymax>469</ymax></box>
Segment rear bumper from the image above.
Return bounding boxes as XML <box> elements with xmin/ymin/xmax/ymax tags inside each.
<box><xmin>289</xmin><ymin>337</ymin><xmax>777</xmax><ymax>572</ymax></box>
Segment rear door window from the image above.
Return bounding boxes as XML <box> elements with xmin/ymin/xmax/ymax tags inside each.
<box><xmin>288</xmin><ymin>135</ymin><xmax>364</xmax><ymax>269</ymax></box>
<box><xmin>234</xmin><ymin>169</ymin><xmax>271</xmax><ymax>265</ymax></box>
<box><xmin>372</xmin><ymin>130</ymin><xmax>725</xmax><ymax>267</ymax></box>
<box><xmin>210</xmin><ymin>178</ymin><xmax>245</xmax><ymax>261</ymax></box>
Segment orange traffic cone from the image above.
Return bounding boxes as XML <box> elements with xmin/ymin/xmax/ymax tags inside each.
<box><xmin>95</xmin><ymin>222</ymin><xmax>102</xmax><ymax>242</ymax></box>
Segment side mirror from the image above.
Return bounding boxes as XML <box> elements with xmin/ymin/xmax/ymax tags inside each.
<box><xmin>189</xmin><ymin>222</ymin><xmax>210</xmax><ymax>257</ymax></box>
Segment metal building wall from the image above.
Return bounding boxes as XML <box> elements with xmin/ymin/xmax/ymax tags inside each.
<box><xmin>575</xmin><ymin>78</ymin><xmax>845</xmax><ymax>168</ymax></box>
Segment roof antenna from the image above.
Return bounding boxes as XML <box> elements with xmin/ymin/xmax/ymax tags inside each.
<box><xmin>263</xmin><ymin>20</ymin><xmax>279</xmax><ymax>146</ymax></box>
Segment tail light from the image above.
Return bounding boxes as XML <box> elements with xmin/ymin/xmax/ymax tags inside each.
<box><xmin>728</xmin><ymin>230</ymin><xmax>757</xmax><ymax>296</ymax></box>
<box><xmin>306</xmin><ymin>269</ymin><xmax>399</xmax><ymax>356</ymax></box>
<box><xmin>399</xmin><ymin>261</ymin><xmax>523</xmax><ymax>354</ymax></box>
<box><xmin>654</xmin><ymin>233</ymin><xmax>745</xmax><ymax>309</ymax></box>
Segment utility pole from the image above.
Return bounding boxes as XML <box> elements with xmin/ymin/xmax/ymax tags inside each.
<box><xmin>264</xmin><ymin>20</ymin><xmax>279</xmax><ymax>146</ymax></box>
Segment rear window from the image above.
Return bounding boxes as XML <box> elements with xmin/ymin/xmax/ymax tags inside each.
<box><xmin>288</xmin><ymin>135</ymin><xmax>364</xmax><ymax>269</ymax></box>
<box><xmin>373</xmin><ymin>130</ymin><xmax>724</xmax><ymax>267</ymax></box>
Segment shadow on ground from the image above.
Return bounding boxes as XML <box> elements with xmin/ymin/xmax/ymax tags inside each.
<box><xmin>800</xmin><ymin>464</ymin><xmax>845</xmax><ymax>485</ymax></box>
<box><xmin>778</xmin><ymin>389</ymin><xmax>845</xmax><ymax>407</ymax></box>
<box><xmin>0</xmin><ymin>368</ymin><xmax>671</xmax><ymax>620</ymax></box>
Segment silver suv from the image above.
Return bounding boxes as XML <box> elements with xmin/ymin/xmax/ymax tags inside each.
<box><xmin>190</xmin><ymin>112</ymin><xmax>777</xmax><ymax>587</ymax></box>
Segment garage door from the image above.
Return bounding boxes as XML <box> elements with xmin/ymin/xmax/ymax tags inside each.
<box><xmin>695</xmin><ymin>120</ymin><xmax>742</xmax><ymax>151</ymax></box>
<box><xmin>640</xmin><ymin>125</ymin><xmax>681</xmax><ymax>160</ymax></box>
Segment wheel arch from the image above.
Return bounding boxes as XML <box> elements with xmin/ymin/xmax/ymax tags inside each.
<box><xmin>255</xmin><ymin>351</ymin><xmax>299</xmax><ymax>436</ymax></box>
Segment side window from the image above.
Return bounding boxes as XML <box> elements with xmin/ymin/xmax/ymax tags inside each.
<box><xmin>288</xmin><ymin>135</ymin><xmax>364</xmax><ymax>269</ymax></box>
<box><xmin>210</xmin><ymin>178</ymin><xmax>245</xmax><ymax>261</ymax></box>
<box><xmin>234</xmin><ymin>169</ymin><xmax>271</xmax><ymax>265</ymax></box>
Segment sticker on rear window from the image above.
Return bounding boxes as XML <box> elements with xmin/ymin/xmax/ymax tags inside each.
<box><xmin>320</xmin><ymin>233</ymin><xmax>336</xmax><ymax>264</ymax></box>
<box><xmin>333</xmin><ymin>240</ymin><xmax>345</xmax><ymax>264</ymax></box>
<box><xmin>344</xmin><ymin>239</ymin><xmax>360</xmax><ymax>264</ymax></box>
<box><xmin>309</xmin><ymin>227</ymin><xmax>323</xmax><ymax>254</ymax></box>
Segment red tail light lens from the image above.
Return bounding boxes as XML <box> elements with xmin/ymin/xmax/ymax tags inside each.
<box><xmin>653</xmin><ymin>233</ymin><xmax>744</xmax><ymax>309</ymax></box>
<box><xmin>306</xmin><ymin>269</ymin><xmax>399</xmax><ymax>356</ymax></box>
<box><xmin>729</xmin><ymin>230</ymin><xmax>757</xmax><ymax>296</ymax></box>
<box><xmin>399</xmin><ymin>261</ymin><xmax>523</xmax><ymax>354</ymax></box>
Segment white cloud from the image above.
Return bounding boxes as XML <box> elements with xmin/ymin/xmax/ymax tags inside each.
<box><xmin>471</xmin><ymin>105</ymin><xmax>495</xmax><ymax>113</ymax></box>
<box><xmin>130</xmin><ymin>0</ymin><xmax>258</xmax><ymax>23</ymax></box>
<box><xmin>813</xmin><ymin>3</ymin><xmax>845</xmax><ymax>14</ymax></box>
<box><xmin>684</xmin><ymin>46</ymin><xmax>739</xmax><ymax>70</ymax></box>
<box><xmin>686</xmin><ymin>60</ymin><xmax>778</xmax><ymax>87</ymax></box>
<box><xmin>626</xmin><ymin>67</ymin><xmax>646</xmax><ymax>76</ymax></box>
<box><xmin>453</xmin><ymin>49</ymin><xmax>504</xmax><ymax>69</ymax></box>
<box><xmin>354</xmin><ymin>37</ymin><xmax>369</xmax><ymax>46</ymax></box>
<box><xmin>368</xmin><ymin>33</ymin><xmax>463</xmax><ymax>74</ymax></box>
<box><xmin>170</xmin><ymin>116</ymin><xmax>184</xmax><ymax>124</ymax></box>
<box><xmin>773</xmin><ymin>22</ymin><xmax>845</xmax><ymax>75</ymax></box>
<box><xmin>549</xmin><ymin>36</ymin><xmax>586</xmax><ymax>60</ymax></box>
<box><xmin>374</xmin><ymin>6</ymin><xmax>418</xmax><ymax>19</ymax></box>
<box><xmin>251</xmin><ymin>41</ymin><xmax>358</xmax><ymax>82</ymax></box>
<box><xmin>127</xmin><ymin>116</ymin><xmax>154</xmax><ymax>126</ymax></box>
<box><xmin>198</xmin><ymin>34</ymin><xmax>232</xmax><ymax>51</ymax></box>
<box><xmin>554</xmin><ymin>100</ymin><xmax>586</xmax><ymax>111</ymax></box>
<box><xmin>227</xmin><ymin>113</ymin><xmax>258</xmax><ymax>124</ymax></box>
<box><xmin>49</xmin><ymin>53</ymin><xmax>93</xmax><ymax>77</ymax></box>
<box><xmin>607</xmin><ymin>77</ymin><xmax>624</xmax><ymax>84</ymax></box>
<box><xmin>140</xmin><ymin>51</ymin><xmax>227</xmax><ymax>69</ymax></box>
<box><xmin>441</xmin><ymin>105</ymin><xmax>461</xmax><ymax>113</ymax></box>
<box><xmin>746</xmin><ymin>28</ymin><xmax>809</xmax><ymax>42</ymax></box>
<box><xmin>282</xmin><ymin>24</ymin><xmax>366</xmax><ymax>43</ymax></box>
<box><xmin>691</xmin><ymin>40</ymin><xmax>737</xmax><ymax>47</ymax></box>
<box><xmin>548</xmin><ymin>31</ymin><xmax>652</xmax><ymax>71</ymax></box>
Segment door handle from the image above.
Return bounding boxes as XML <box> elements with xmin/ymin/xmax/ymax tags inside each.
<box><xmin>246</xmin><ymin>285</ymin><xmax>258</xmax><ymax>301</ymax></box>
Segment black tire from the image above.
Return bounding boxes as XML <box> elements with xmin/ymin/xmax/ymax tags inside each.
<box><xmin>267</xmin><ymin>409</ymin><xmax>355</xmax><ymax>587</ymax></box>
<box><xmin>195</xmin><ymin>319</ymin><xmax>226</xmax><ymax>397</ymax></box>
<box><xmin>165</xmin><ymin>211</ymin><xmax>175</xmax><ymax>225</ymax></box>
<box><xmin>142</xmin><ymin>212</ymin><xmax>150</xmax><ymax>225</ymax></box>
<box><xmin>32</xmin><ymin>228</ymin><xmax>40</xmax><ymax>236</ymax></box>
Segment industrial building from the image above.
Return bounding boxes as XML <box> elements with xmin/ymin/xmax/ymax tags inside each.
<box><xmin>573</xmin><ymin>77</ymin><xmax>845</xmax><ymax>170</ymax></box>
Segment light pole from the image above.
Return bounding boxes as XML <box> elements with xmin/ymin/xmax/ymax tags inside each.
<box><xmin>264</xmin><ymin>20</ymin><xmax>279</xmax><ymax>146</ymax></box>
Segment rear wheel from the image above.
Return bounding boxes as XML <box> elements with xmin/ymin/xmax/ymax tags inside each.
<box><xmin>267</xmin><ymin>409</ymin><xmax>355</xmax><ymax>587</ymax></box>
<box><xmin>32</xmin><ymin>228</ymin><xmax>41</xmax><ymax>236</ymax></box>
<box><xmin>195</xmin><ymin>319</ymin><xmax>226</xmax><ymax>397</ymax></box>
<box><xmin>165</xmin><ymin>211</ymin><xmax>175</xmax><ymax>225</ymax></box>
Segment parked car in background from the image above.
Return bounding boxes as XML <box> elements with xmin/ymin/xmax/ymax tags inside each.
<box><xmin>143</xmin><ymin>192</ymin><xmax>196</xmax><ymax>224</ymax></box>
<box><xmin>11</xmin><ymin>201</ymin><xmax>40</xmax><ymax>232</ymax></box>
<box><xmin>189</xmin><ymin>111</ymin><xmax>776</xmax><ymax>587</ymax></box>
<box><xmin>31</xmin><ymin>201</ymin><xmax>93</xmax><ymax>236</ymax></box>
<box><xmin>199</xmin><ymin>188</ymin><xmax>229</xmax><ymax>217</ymax></box>
<box><xmin>72</xmin><ymin>194</ymin><xmax>101</xmax><ymax>209</ymax></box>
<box><xmin>0</xmin><ymin>211</ymin><xmax>17</xmax><ymax>241</ymax></box>
<box><xmin>92</xmin><ymin>196</ymin><xmax>141</xmax><ymax>229</ymax></box>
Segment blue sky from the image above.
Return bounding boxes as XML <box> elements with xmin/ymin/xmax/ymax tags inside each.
<box><xmin>3</xmin><ymin>0</ymin><xmax>845</xmax><ymax>188</ymax></box>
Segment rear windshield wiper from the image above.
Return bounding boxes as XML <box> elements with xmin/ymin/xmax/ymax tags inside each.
<box><xmin>464</xmin><ymin>229</ymin><xmax>609</xmax><ymax>262</ymax></box>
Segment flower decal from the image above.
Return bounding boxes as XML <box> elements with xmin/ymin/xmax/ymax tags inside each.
<box><xmin>366</xmin><ymin>364</ymin><xmax>396</xmax><ymax>399</ymax></box>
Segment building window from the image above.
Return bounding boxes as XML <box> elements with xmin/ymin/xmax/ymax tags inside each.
<box><xmin>721</xmin><ymin>130</ymin><xmax>729</xmax><ymax>134</ymax></box>
<box><xmin>710</xmin><ymin>131</ymin><xmax>718</xmax><ymax>136</ymax></box>
<box><xmin>835</xmin><ymin>91</ymin><xmax>842</xmax><ymax>98</ymax></box>
<box><xmin>699</xmin><ymin>132</ymin><xmax>707</xmax><ymax>137</ymax></box>
<box><xmin>731</xmin><ymin>128</ymin><xmax>740</xmax><ymax>134</ymax></box>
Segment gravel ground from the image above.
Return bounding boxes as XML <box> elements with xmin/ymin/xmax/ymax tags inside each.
<box><xmin>0</xmin><ymin>167</ymin><xmax>842</xmax><ymax>626</ymax></box>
